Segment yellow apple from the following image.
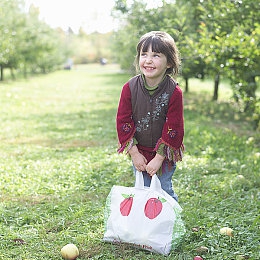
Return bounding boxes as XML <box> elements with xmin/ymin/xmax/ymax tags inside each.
<box><xmin>220</xmin><ymin>227</ymin><xmax>233</xmax><ymax>237</ymax></box>
<box><xmin>61</xmin><ymin>243</ymin><xmax>79</xmax><ymax>260</ymax></box>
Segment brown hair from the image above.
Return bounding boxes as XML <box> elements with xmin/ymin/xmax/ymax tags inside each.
<box><xmin>135</xmin><ymin>31</ymin><xmax>181</xmax><ymax>76</ymax></box>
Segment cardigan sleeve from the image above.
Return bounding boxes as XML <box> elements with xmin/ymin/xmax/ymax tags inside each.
<box><xmin>116</xmin><ymin>82</ymin><xmax>136</xmax><ymax>153</ymax></box>
<box><xmin>154</xmin><ymin>85</ymin><xmax>184</xmax><ymax>162</ymax></box>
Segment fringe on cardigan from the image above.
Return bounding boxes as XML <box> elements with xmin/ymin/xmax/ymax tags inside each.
<box><xmin>154</xmin><ymin>138</ymin><xmax>185</xmax><ymax>163</ymax></box>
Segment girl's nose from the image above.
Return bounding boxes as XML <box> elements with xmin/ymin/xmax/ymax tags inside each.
<box><xmin>145</xmin><ymin>56</ymin><xmax>153</xmax><ymax>63</ymax></box>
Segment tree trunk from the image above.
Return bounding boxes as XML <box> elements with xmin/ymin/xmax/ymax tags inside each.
<box><xmin>213</xmin><ymin>73</ymin><xmax>220</xmax><ymax>101</ymax></box>
<box><xmin>0</xmin><ymin>66</ymin><xmax>3</xmax><ymax>81</ymax></box>
<box><xmin>10</xmin><ymin>68</ymin><xmax>16</xmax><ymax>80</ymax></box>
<box><xmin>23</xmin><ymin>65</ymin><xmax>27</xmax><ymax>78</ymax></box>
<box><xmin>185</xmin><ymin>77</ymin><xmax>189</xmax><ymax>92</ymax></box>
<box><xmin>244</xmin><ymin>75</ymin><xmax>257</xmax><ymax>112</ymax></box>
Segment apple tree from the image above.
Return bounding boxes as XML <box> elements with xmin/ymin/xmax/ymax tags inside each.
<box><xmin>0</xmin><ymin>0</ymin><xmax>24</xmax><ymax>80</ymax></box>
<box><xmin>195</xmin><ymin>0</ymin><xmax>260</xmax><ymax>127</ymax></box>
<box><xmin>0</xmin><ymin>0</ymin><xmax>68</xmax><ymax>80</ymax></box>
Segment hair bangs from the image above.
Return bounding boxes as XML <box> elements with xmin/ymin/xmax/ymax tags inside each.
<box><xmin>141</xmin><ymin>36</ymin><xmax>166</xmax><ymax>54</ymax></box>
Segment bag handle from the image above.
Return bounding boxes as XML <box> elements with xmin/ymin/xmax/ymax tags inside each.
<box><xmin>150</xmin><ymin>174</ymin><xmax>162</xmax><ymax>191</ymax></box>
<box><xmin>135</xmin><ymin>171</ymin><xmax>162</xmax><ymax>192</ymax></box>
<box><xmin>135</xmin><ymin>171</ymin><xmax>144</xmax><ymax>189</ymax></box>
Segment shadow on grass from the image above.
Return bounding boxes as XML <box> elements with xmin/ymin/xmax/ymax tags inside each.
<box><xmin>5</xmin><ymin>107</ymin><xmax>118</xmax><ymax>149</ymax></box>
<box><xmin>184</xmin><ymin>91</ymin><xmax>257</xmax><ymax>134</ymax></box>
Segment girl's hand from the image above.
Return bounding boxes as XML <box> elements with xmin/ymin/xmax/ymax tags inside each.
<box><xmin>146</xmin><ymin>153</ymin><xmax>165</xmax><ymax>176</ymax></box>
<box><xmin>128</xmin><ymin>145</ymin><xmax>147</xmax><ymax>172</ymax></box>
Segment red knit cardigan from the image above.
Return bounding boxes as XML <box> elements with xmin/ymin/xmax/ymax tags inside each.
<box><xmin>116</xmin><ymin>78</ymin><xmax>184</xmax><ymax>163</ymax></box>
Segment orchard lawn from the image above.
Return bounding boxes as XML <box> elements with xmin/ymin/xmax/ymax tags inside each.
<box><xmin>0</xmin><ymin>64</ymin><xmax>259</xmax><ymax>260</ymax></box>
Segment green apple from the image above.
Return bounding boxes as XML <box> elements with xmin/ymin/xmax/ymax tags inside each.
<box><xmin>61</xmin><ymin>243</ymin><xmax>79</xmax><ymax>260</ymax></box>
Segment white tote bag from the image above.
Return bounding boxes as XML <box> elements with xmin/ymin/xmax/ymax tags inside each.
<box><xmin>103</xmin><ymin>171</ymin><xmax>186</xmax><ymax>255</ymax></box>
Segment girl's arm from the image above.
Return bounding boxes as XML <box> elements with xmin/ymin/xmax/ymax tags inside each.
<box><xmin>116</xmin><ymin>82</ymin><xmax>136</xmax><ymax>152</ymax></box>
<box><xmin>116</xmin><ymin>83</ymin><xmax>147</xmax><ymax>171</ymax></box>
<box><xmin>154</xmin><ymin>85</ymin><xmax>185</xmax><ymax>161</ymax></box>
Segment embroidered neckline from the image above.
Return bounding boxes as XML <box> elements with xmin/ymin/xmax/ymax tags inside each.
<box><xmin>142</xmin><ymin>74</ymin><xmax>166</xmax><ymax>91</ymax></box>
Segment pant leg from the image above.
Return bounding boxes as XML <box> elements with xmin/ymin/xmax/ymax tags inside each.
<box><xmin>157</xmin><ymin>163</ymin><xmax>178</xmax><ymax>201</ymax></box>
<box><xmin>132</xmin><ymin>165</ymin><xmax>152</xmax><ymax>187</ymax></box>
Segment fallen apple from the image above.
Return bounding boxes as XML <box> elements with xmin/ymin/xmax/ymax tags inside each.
<box><xmin>61</xmin><ymin>243</ymin><xmax>79</xmax><ymax>260</ymax></box>
<box><xmin>236</xmin><ymin>255</ymin><xmax>249</xmax><ymax>260</ymax></box>
<box><xmin>196</xmin><ymin>246</ymin><xmax>209</xmax><ymax>253</ymax></box>
<box><xmin>192</xmin><ymin>226</ymin><xmax>200</xmax><ymax>232</ymax></box>
<box><xmin>194</xmin><ymin>256</ymin><xmax>203</xmax><ymax>260</ymax></box>
<box><xmin>220</xmin><ymin>227</ymin><xmax>233</xmax><ymax>237</ymax></box>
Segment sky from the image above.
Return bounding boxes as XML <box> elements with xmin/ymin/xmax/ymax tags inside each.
<box><xmin>24</xmin><ymin>0</ymin><xmax>118</xmax><ymax>33</ymax></box>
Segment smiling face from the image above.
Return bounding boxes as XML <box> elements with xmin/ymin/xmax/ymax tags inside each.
<box><xmin>135</xmin><ymin>31</ymin><xmax>180</xmax><ymax>81</ymax></box>
<box><xmin>139</xmin><ymin>45</ymin><xmax>169</xmax><ymax>87</ymax></box>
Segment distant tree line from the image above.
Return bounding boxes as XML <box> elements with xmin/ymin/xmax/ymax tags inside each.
<box><xmin>0</xmin><ymin>0</ymin><xmax>113</xmax><ymax>81</ymax></box>
<box><xmin>112</xmin><ymin>0</ymin><xmax>260</xmax><ymax>129</ymax></box>
<box><xmin>0</xmin><ymin>0</ymin><xmax>71</xmax><ymax>80</ymax></box>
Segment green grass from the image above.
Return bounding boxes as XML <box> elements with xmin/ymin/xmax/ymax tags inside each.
<box><xmin>0</xmin><ymin>64</ymin><xmax>259</xmax><ymax>259</ymax></box>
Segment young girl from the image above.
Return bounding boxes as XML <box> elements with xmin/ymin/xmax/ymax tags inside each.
<box><xmin>116</xmin><ymin>31</ymin><xmax>184</xmax><ymax>201</ymax></box>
